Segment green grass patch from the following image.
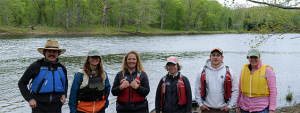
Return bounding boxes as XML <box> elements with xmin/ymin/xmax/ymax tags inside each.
<box><xmin>286</xmin><ymin>92</ymin><xmax>293</xmax><ymax>101</ymax></box>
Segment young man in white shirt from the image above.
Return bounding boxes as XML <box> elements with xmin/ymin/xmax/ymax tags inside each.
<box><xmin>195</xmin><ymin>47</ymin><xmax>238</xmax><ymax>113</ymax></box>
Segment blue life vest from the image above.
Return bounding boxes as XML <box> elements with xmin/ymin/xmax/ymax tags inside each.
<box><xmin>30</xmin><ymin>66</ymin><xmax>66</xmax><ymax>93</ymax></box>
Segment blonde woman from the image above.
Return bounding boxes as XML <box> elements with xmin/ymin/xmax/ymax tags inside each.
<box><xmin>69</xmin><ymin>50</ymin><xmax>110</xmax><ymax>113</ymax></box>
<box><xmin>111</xmin><ymin>50</ymin><xmax>150</xmax><ymax>113</ymax></box>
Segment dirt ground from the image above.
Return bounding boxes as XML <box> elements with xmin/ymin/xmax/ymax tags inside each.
<box><xmin>275</xmin><ymin>103</ymin><xmax>300</xmax><ymax>113</ymax></box>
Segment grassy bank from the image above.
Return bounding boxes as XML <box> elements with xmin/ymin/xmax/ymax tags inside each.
<box><xmin>0</xmin><ymin>26</ymin><xmax>239</xmax><ymax>35</ymax></box>
<box><xmin>275</xmin><ymin>103</ymin><xmax>300</xmax><ymax>113</ymax></box>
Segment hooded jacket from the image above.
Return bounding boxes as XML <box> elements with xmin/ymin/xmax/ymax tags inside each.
<box><xmin>155</xmin><ymin>72</ymin><xmax>192</xmax><ymax>113</ymax></box>
<box><xmin>195</xmin><ymin>59</ymin><xmax>238</xmax><ymax>109</ymax></box>
<box><xmin>18</xmin><ymin>58</ymin><xmax>68</xmax><ymax>103</ymax></box>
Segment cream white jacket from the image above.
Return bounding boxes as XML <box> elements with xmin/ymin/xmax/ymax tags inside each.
<box><xmin>195</xmin><ymin>59</ymin><xmax>238</xmax><ymax>109</ymax></box>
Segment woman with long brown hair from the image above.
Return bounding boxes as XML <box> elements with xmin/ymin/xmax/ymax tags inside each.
<box><xmin>69</xmin><ymin>49</ymin><xmax>111</xmax><ymax>113</ymax></box>
<box><xmin>111</xmin><ymin>50</ymin><xmax>150</xmax><ymax>113</ymax></box>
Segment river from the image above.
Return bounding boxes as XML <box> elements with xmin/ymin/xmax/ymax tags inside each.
<box><xmin>0</xmin><ymin>33</ymin><xmax>299</xmax><ymax>113</ymax></box>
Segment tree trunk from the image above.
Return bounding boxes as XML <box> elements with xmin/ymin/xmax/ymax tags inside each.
<box><xmin>118</xmin><ymin>0</ymin><xmax>122</xmax><ymax>30</ymax></box>
<box><xmin>66</xmin><ymin>0</ymin><xmax>69</xmax><ymax>28</ymax></box>
<box><xmin>160</xmin><ymin>5</ymin><xmax>164</xmax><ymax>29</ymax></box>
<box><xmin>101</xmin><ymin>1</ymin><xmax>107</xmax><ymax>28</ymax></box>
<box><xmin>136</xmin><ymin>21</ymin><xmax>141</xmax><ymax>32</ymax></box>
<box><xmin>34</xmin><ymin>0</ymin><xmax>46</xmax><ymax>26</ymax></box>
<box><xmin>77</xmin><ymin>0</ymin><xmax>81</xmax><ymax>25</ymax></box>
<box><xmin>226</xmin><ymin>23</ymin><xmax>228</xmax><ymax>30</ymax></box>
<box><xmin>51</xmin><ymin>1</ymin><xmax>55</xmax><ymax>26</ymax></box>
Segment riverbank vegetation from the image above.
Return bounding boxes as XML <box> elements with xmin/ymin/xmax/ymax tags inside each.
<box><xmin>0</xmin><ymin>0</ymin><xmax>299</xmax><ymax>32</ymax></box>
<box><xmin>0</xmin><ymin>0</ymin><xmax>299</xmax><ymax>46</ymax></box>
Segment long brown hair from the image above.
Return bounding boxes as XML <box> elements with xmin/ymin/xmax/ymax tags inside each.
<box><xmin>121</xmin><ymin>50</ymin><xmax>146</xmax><ymax>73</ymax></box>
<box><xmin>83</xmin><ymin>56</ymin><xmax>105</xmax><ymax>80</ymax></box>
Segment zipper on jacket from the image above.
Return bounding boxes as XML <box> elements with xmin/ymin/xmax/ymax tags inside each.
<box><xmin>93</xmin><ymin>101</ymin><xmax>95</xmax><ymax>113</ymax></box>
<box><xmin>51</xmin><ymin>64</ymin><xmax>55</xmax><ymax>92</ymax></box>
<box><xmin>132</xmin><ymin>87</ymin><xmax>134</xmax><ymax>98</ymax></box>
<box><xmin>50</xmin><ymin>64</ymin><xmax>53</xmax><ymax>103</ymax></box>
<box><xmin>250</xmin><ymin>74</ymin><xmax>252</xmax><ymax>97</ymax></box>
<box><xmin>49</xmin><ymin>93</ymin><xmax>52</xmax><ymax>103</ymax></box>
<box><xmin>128</xmin><ymin>73</ymin><xmax>131</xmax><ymax>102</ymax></box>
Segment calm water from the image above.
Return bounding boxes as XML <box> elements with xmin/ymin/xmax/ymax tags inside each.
<box><xmin>0</xmin><ymin>34</ymin><xmax>299</xmax><ymax>113</ymax></box>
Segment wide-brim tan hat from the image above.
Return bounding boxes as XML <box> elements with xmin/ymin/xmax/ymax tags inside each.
<box><xmin>37</xmin><ymin>40</ymin><xmax>66</xmax><ymax>54</ymax></box>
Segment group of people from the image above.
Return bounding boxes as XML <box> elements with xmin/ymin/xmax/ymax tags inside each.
<box><xmin>18</xmin><ymin>40</ymin><xmax>277</xmax><ymax>113</ymax></box>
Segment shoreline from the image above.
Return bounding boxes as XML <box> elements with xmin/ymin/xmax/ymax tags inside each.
<box><xmin>0</xmin><ymin>31</ymin><xmax>240</xmax><ymax>35</ymax></box>
<box><xmin>0</xmin><ymin>26</ymin><xmax>241</xmax><ymax>35</ymax></box>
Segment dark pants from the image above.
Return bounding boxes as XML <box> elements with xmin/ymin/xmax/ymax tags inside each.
<box><xmin>202</xmin><ymin>108</ymin><xmax>229</xmax><ymax>113</ymax></box>
<box><xmin>32</xmin><ymin>101</ymin><xmax>63</xmax><ymax>113</ymax></box>
<box><xmin>77</xmin><ymin>108</ymin><xmax>105</xmax><ymax>113</ymax></box>
<box><xmin>241</xmin><ymin>106</ymin><xmax>269</xmax><ymax>113</ymax></box>
<box><xmin>117</xmin><ymin>107</ymin><xmax>147</xmax><ymax>113</ymax></box>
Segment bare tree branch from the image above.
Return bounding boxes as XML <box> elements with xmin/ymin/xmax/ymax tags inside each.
<box><xmin>98</xmin><ymin>0</ymin><xmax>104</xmax><ymax>5</ymax></box>
<box><xmin>247</xmin><ymin>0</ymin><xmax>300</xmax><ymax>9</ymax></box>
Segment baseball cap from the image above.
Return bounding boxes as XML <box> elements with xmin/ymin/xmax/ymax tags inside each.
<box><xmin>166</xmin><ymin>56</ymin><xmax>179</xmax><ymax>65</ymax></box>
<box><xmin>247</xmin><ymin>48</ymin><xmax>260</xmax><ymax>57</ymax></box>
<box><xmin>87</xmin><ymin>49</ymin><xmax>101</xmax><ymax>57</ymax></box>
<box><xmin>211</xmin><ymin>47</ymin><xmax>223</xmax><ymax>55</ymax></box>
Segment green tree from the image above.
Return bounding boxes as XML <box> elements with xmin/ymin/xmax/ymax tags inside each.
<box><xmin>134</xmin><ymin>0</ymin><xmax>157</xmax><ymax>32</ymax></box>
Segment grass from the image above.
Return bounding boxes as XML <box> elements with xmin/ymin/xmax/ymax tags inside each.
<box><xmin>286</xmin><ymin>92</ymin><xmax>293</xmax><ymax>101</ymax></box>
<box><xmin>0</xmin><ymin>26</ymin><xmax>239</xmax><ymax>35</ymax></box>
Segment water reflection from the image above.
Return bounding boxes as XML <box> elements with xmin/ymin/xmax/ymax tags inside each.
<box><xmin>1</xmin><ymin>34</ymin><xmax>300</xmax><ymax>113</ymax></box>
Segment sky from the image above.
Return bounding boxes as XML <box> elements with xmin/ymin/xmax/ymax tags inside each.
<box><xmin>216</xmin><ymin>0</ymin><xmax>258</xmax><ymax>7</ymax></box>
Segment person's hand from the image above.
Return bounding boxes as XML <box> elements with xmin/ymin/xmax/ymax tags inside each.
<box><xmin>269</xmin><ymin>110</ymin><xmax>274</xmax><ymax>113</ymax></box>
<box><xmin>130</xmin><ymin>80</ymin><xmax>138</xmax><ymax>89</ymax></box>
<box><xmin>200</xmin><ymin>105</ymin><xmax>210</xmax><ymax>110</ymax></box>
<box><xmin>119</xmin><ymin>80</ymin><xmax>129</xmax><ymax>90</ymax></box>
<box><xmin>60</xmin><ymin>95</ymin><xmax>66</xmax><ymax>104</ymax></box>
<box><xmin>221</xmin><ymin>106</ymin><xmax>230</xmax><ymax>112</ymax></box>
<box><xmin>236</xmin><ymin>107</ymin><xmax>241</xmax><ymax>113</ymax></box>
<box><xmin>29</xmin><ymin>99</ymin><xmax>37</xmax><ymax>109</ymax></box>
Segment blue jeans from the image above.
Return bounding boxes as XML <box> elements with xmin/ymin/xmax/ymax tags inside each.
<box><xmin>241</xmin><ymin>106</ymin><xmax>269</xmax><ymax>113</ymax></box>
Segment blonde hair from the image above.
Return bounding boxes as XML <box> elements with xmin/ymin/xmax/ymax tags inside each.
<box><xmin>83</xmin><ymin>56</ymin><xmax>105</xmax><ymax>80</ymax></box>
<box><xmin>121</xmin><ymin>50</ymin><xmax>146</xmax><ymax>73</ymax></box>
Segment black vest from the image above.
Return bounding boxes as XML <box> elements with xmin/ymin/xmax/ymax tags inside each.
<box><xmin>77</xmin><ymin>76</ymin><xmax>106</xmax><ymax>101</ymax></box>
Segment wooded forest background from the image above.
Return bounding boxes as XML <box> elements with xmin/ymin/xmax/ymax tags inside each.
<box><xmin>0</xmin><ymin>0</ymin><xmax>299</xmax><ymax>32</ymax></box>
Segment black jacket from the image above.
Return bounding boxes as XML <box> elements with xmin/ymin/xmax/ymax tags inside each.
<box><xmin>111</xmin><ymin>70</ymin><xmax>150</xmax><ymax>112</ymax></box>
<box><xmin>18</xmin><ymin>58</ymin><xmax>68</xmax><ymax>103</ymax></box>
<box><xmin>155</xmin><ymin>72</ymin><xmax>192</xmax><ymax>113</ymax></box>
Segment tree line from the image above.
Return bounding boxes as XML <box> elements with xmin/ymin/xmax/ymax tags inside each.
<box><xmin>0</xmin><ymin>0</ymin><xmax>299</xmax><ymax>32</ymax></box>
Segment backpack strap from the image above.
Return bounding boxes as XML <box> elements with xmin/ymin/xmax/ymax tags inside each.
<box><xmin>201</xmin><ymin>66</ymin><xmax>207</xmax><ymax>101</ymax></box>
<box><xmin>161</xmin><ymin>75</ymin><xmax>167</xmax><ymax>109</ymax></box>
<box><xmin>162</xmin><ymin>75</ymin><xmax>167</xmax><ymax>96</ymax></box>
<box><xmin>77</xmin><ymin>72</ymin><xmax>82</xmax><ymax>86</ymax></box>
<box><xmin>224</xmin><ymin>65</ymin><xmax>231</xmax><ymax>103</ymax></box>
<box><xmin>225</xmin><ymin>66</ymin><xmax>231</xmax><ymax>78</ymax></box>
<box><xmin>120</xmin><ymin>71</ymin><xmax>126</xmax><ymax>83</ymax></box>
<box><xmin>134</xmin><ymin>71</ymin><xmax>141</xmax><ymax>83</ymax></box>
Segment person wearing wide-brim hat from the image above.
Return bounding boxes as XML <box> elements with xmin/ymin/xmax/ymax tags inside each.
<box><xmin>236</xmin><ymin>48</ymin><xmax>277</xmax><ymax>113</ymax></box>
<box><xmin>18</xmin><ymin>40</ymin><xmax>68</xmax><ymax>113</ymax></box>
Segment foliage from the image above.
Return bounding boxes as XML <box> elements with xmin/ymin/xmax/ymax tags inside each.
<box><xmin>0</xmin><ymin>0</ymin><xmax>299</xmax><ymax>47</ymax></box>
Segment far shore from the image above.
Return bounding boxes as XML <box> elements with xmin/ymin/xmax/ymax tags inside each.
<box><xmin>0</xmin><ymin>26</ymin><xmax>241</xmax><ymax>36</ymax></box>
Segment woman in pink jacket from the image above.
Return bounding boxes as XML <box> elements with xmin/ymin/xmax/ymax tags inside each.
<box><xmin>236</xmin><ymin>48</ymin><xmax>277</xmax><ymax>113</ymax></box>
